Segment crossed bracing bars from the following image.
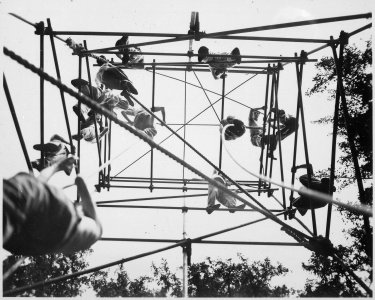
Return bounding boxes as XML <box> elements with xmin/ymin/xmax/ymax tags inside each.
<box><xmin>3</xmin><ymin>11</ymin><xmax>372</xmax><ymax>295</ymax></box>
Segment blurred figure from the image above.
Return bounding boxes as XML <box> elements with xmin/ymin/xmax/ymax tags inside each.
<box><xmin>3</xmin><ymin>156</ymin><xmax>102</xmax><ymax>255</ymax></box>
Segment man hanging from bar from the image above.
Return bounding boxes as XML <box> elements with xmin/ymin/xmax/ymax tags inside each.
<box><xmin>206</xmin><ymin>170</ymin><xmax>246</xmax><ymax>214</ymax></box>
<box><xmin>249</xmin><ymin>107</ymin><xmax>298</xmax><ymax>152</ymax></box>
<box><xmin>95</xmin><ymin>58</ymin><xmax>138</xmax><ymax>98</ymax></box>
<box><xmin>32</xmin><ymin>134</ymin><xmax>74</xmax><ymax>175</ymax></box>
<box><xmin>71</xmin><ymin>78</ymin><xmax>131</xmax><ymax>143</ymax></box>
<box><xmin>197</xmin><ymin>46</ymin><xmax>241</xmax><ymax>79</ymax></box>
<box><xmin>291</xmin><ymin>166</ymin><xmax>335</xmax><ymax>216</ymax></box>
<box><xmin>115</xmin><ymin>35</ymin><xmax>144</xmax><ymax>68</ymax></box>
<box><xmin>121</xmin><ymin>106</ymin><xmax>166</xmax><ymax>139</ymax></box>
<box><xmin>3</xmin><ymin>156</ymin><xmax>102</xmax><ymax>255</ymax></box>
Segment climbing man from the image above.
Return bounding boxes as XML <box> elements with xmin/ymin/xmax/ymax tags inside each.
<box><xmin>121</xmin><ymin>106</ymin><xmax>166</xmax><ymax>139</ymax></box>
<box><xmin>95</xmin><ymin>62</ymin><xmax>138</xmax><ymax>96</ymax></box>
<box><xmin>198</xmin><ymin>46</ymin><xmax>241</xmax><ymax>79</ymax></box>
<box><xmin>220</xmin><ymin>116</ymin><xmax>246</xmax><ymax>140</ymax></box>
<box><xmin>3</xmin><ymin>156</ymin><xmax>103</xmax><ymax>255</ymax></box>
<box><xmin>71</xmin><ymin>78</ymin><xmax>132</xmax><ymax>143</ymax></box>
<box><xmin>115</xmin><ymin>35</ymin><xmax>144</xmax><ymax>68</ymax></box>
<box><xmin>249</xmin><ymin>107</ymin><xmax>298</xmax><ymax>152</ymax></box>
<box><xmin>31</xmin><ymin>134</ymin><xmax>74</xmax><ymax>175</ymax></box>
<box><xmin>292</xmin><ymin>173</ymin><xmax>335</xmax><ymax>216</ymax></box>
<box><xmin>206</xmin><ymin>170</ymin><xmax>246</xmax><ymax>214</ymax></box>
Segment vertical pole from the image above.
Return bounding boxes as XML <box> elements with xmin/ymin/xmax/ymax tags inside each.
<box><xmin>258</xmin><ymin>67</ymin><xmax>271</xmax><ymax>196</ymax></box>
<box><xmin>295</xmin><ymin>57</ymin><xmax>317</xmax><ymax>236</ymax></box>
<box><xmin>264</xmin><ymin>73</ymin><xmax>276</xmax><ymax>181</ymax></box>
<box><xmin>107</xmin><ymin>120</ymin><xmax>112</xmax><ymax>191</ymax></box>
<box><xmin>218</xmin><ymin>75</ymin><xmax>226</xmax><ymax>170</ymax></box>
<box><xmin>103</xmin><ymin>117</ymin><xmax>108</xmax><ymax>187</ymax></box>
<box><xmin>150</xmin><ymin>59</ymin><xmax>156</xmax><ymax>192</ymax></box>
<box><xmin>289</xmin><ymin>61</ymin><xmax>303</xmax><ymax>210</ymax></box>
<box><xmin>331</xmin><ymin>37</ymin><xmax>371</xmax><ymax>257</ymax></box>
<box><xmin>268</xmin><ymin>70</ymin><xmax>279</xmax><ymax>189</ymax></box>
<box><xmin>3</xmin><ymin>75</ymin><xmax>34</xmax><ymax>173</ymax></box>
<box><xmin>39</xmin><ymin>22</ymin><xmax>45</xmax><ymax>169</ymax></box>
<box><xmin>273</xmin><ymin>69</ymin><xmax>287</xmax><ymax>217</ymax></box>
<box><xmin>326</xmin><ymin>38</ymin><xmax>342</xmax><ymax>238</ymax></box>
<box><xmin>46</xmin><ymin>19</ymin><xmax>74</xmax><ymax>154</ymax></box>
<box><xmin>77</xmin><ymin>55</ymin><xmax>82</xmax><ymax>200</ymax></box>
<box><xmin>83</xmin><ymin>40</ymin><xmax>103</xmax><ymax>188</ymax></box>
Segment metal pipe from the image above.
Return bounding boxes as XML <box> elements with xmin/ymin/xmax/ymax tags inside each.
<box><xmin>50</xmin><ymin>29</ymin><xmax>331</xmax><ymax>43</ymax></box>
<box><xmin>147</xmin><ymin>70</ymin><xmax>252</xmax><ymax>109</ymax></box>
<box><xmin>3</xmin><ymin>75</ymin><xmax>34</xmax><ymax>172</ymax></box>
<box><xmin>47</xmin><ymin>19</ymin><xmax>74</xmax><ymax>154</ymax></box>
<box><xmin>295</xmin><ymin>59</ymin><xmax>317</xmax><ymax>236</ymax></box>
<box><xmin>218</xmin><ymin>75</ymin><xmax>226</xmax><ymax>169</ymax></box>
<box><xmin>82</xmin><ymin>13</ymin><xmax>371</xmax><ymax>53</ymax></box>
<box><xmin>273</xmin><ymin>70</ymin><xmax>287</xmax><ymax>217</ymax></box>
<box><xmin>144</xmin><ymin>67</ymin><xmax>269</xmax><ymax>74</ymax></box>
<box><xmin>39</xmin><ymin>22</ymin><xmax>45</xmax><ymax>169</ymax></box>
<box><xmin>150</xmin><ymin>59</ymin><xmax>156</xmax><ymax>191</ymax></box>
<box><xmin>77</xmin><ymin>56</ymin><xmax>82</xmax><ymax>178</ymax></box>
<box><xmin>326</xmin><ymin>39</ymin><xmax>342</xmax><ymax>239</ymax></box>
<box><xmin>257</xmin><ymin>67</ymin><xmax>271</xmax><ymax>195</ymax></box>
<box><xmin>83</xmin><ymin>40</ymin><xmax>104</xmax><ymax>186</ymax></box>
<box><xmin>100</xmin><ymin>237</ymin><xmax>301</xmax><ymax>246</ymax></box>
<box><xmin>96</xmin><ymin>193</ymin><xmax>208</xmax><ymax>204</ymax></box>
<box><xmin>97</xmin><ymin>204</ymin><xmax>285</xmax><ymax>212</ymax></box>
<box><xmin>193</xmin><ymin>71</ymin><xmax>221</xmax><ymax>121</ymax></box>
<box><xmin>202</xmin><ymin>12</ymin><xmax>372</xmax><ymax>38</ymax></box>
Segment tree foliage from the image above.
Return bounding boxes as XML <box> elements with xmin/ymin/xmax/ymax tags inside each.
<box><xmin>3</xmin><ymin>250</ymin><xmax>92</xmax><ymax>297</ymax></box>
<box><xmin>188</xmin><ymin>255</ymin><xmax>291</xmax><ymax>297</ymax></box>
<box><xmin>88</xmin><ymin>255</ymin><xmax>292</xmax><ymax>297</ymax></box>
<box><xmin>306</xmin><ymin>40</ymin><xmax>372</xmax><ymax>185</ymax></box>
<box><xmin>302</xmin><ymin>40</ymin><xmax>372</xmax><ymax>296</ymax></box>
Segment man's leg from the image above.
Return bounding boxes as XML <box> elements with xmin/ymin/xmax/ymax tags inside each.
<box><xmin>206</xmin><ymin>185</ymin><xmax>221</xmax><ymax>214</ymax></box>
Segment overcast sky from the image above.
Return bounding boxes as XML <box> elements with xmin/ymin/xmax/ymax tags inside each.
<box><xmin>1</xmin><ymin>0</ymin><xmax>373</xmax><ymax>293</ymax></box>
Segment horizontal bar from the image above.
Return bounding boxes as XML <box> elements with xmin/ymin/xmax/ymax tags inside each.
<box><xmin>307</xmin><ymin>22</ymin><xmax>372</xmax><ymax>56</ymax></box>
<box><xmin>104</xmin><ymin>61</ymin><xmax>279</xmax><ymax>69</ymax></box>
<box><xmin>104</xmin><ymin>184</ymin><xmax>275</xmax><ymax>192</ymax></box>
<box><xmin>50</xmin><ymin>30</ymin><xmax>330</xmax><ymax>43</ymax></box>
<box><xmin>203</xmin><ymin>12</ymin><xmax>372</xmax><ymax>38</ymax></box>
<box><xmin>96</xmin><ymin>204</ymin><xmax>285</xmax><ymax>212</ymax></box>
<box><xmin>144</xmin><ymin>67</ymin><xmax>269</xmax><ymax>74</ymax></box>
<box><xmin>111</xmin><ymin>176</ymin><xmax>259</xmax><ymax>183</ymax></box>
<box><xmin>96</xmin><ymin>193</ymin><xmax>207</xmax><ymax>204</ymax></box>
<box><xmin>100</xmin><ymin>237</ymin><xmax>300</xmax><ymax>246</ymax></box>
<box><xmin>110</xmin><ymin>178</ymin><xmax>260</xmax><ymax>185</ymax></box>
<box><xmin>80</xmin><ymin>13</ymin><xmax>371</xmax><ymax>54</ymax></box>
<box><xmin>93</xmin><ymin>51</ymin><xmax>300</xmax><ymax>60</ymax></box>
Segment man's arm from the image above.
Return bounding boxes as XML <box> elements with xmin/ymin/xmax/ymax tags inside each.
<box><xmin>38</xmin><ymin>156</ymin><xmax>77</xmax><ymax>183</ymax></box>
<box><xmin>75</xmin><ymin>176</ymin><xmax>99</xmax><ymax>221</ymax></box>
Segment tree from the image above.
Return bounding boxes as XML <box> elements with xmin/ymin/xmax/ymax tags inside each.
<box><xmin>188</xmin><ymin>255</ymin><xmax>291</xmax><ymax>297</ymax></box>
<box><xmin>89</xmin><ymin>255</ymin><xmax>292</xmax><ymax>297</ymax></box>
<box><xmin>3</xmin><ymin>250</ymin><xmax>92</xmax><ymax>297</ymax></box>
<box><xmin>90</xmin><ymin>265</ymin><xmax>154</xmax><ymax>297</ymax></box>
<box><xmin>302</xmin><ymin>40</ymin><xmax>372</xmax><ymax>296</ymax></box>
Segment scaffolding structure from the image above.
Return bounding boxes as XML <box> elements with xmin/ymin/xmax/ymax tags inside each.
<box><xmin>2</xmin><ymin>11</ymin><xmax>373</xmax><ymax>297</ymax></box>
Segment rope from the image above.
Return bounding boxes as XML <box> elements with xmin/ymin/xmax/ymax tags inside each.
<box><xmin>222</xmin><ymin>124</ymin><xmax>373</xmax><ymax>217</ymax></box>
<box><xmin>3</xmin><ymin>46</ymin><xmax>312</xmax><ymax>243</ymax></box>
